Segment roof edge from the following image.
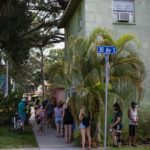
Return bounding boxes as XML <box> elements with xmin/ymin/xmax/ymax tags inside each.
<box><xmin>58</xmin><ymin>0</ymin><xmax>80</xmax><ymax>28</ymax></box>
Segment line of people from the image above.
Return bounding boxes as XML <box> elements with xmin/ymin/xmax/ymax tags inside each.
<box><xmin>34</xmin><ymin>99</ymin><xmax>74</xmax><ymax>144</ymax></box>
<box><xmin>109</xmin><ymin>101</ymin><xmax>138</xmax><ymax>148</ymax></box>
<box><xmin>33</xmin><ymin>99</ymin><xmax>138</xmax><ymax>149</ymax></box>
<box><xmin>78</xmin><ymin>102</ymin><xmax>138</xmax><ymax>149</ymax></box>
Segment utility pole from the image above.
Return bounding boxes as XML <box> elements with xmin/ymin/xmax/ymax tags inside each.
<box><xmin>5</xmin><ymin>60</ymin><xmax>8</xmax><ymax>97</ymax></box>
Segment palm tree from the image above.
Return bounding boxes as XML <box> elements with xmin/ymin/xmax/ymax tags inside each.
<box><xmin>64</xmin><ymin>27</ymin><xmax>145</xmax><ymax>142</ymax></box>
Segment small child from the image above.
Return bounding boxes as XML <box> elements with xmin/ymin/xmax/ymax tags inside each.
<box><xmin>38</xmin><ymin>106</ymin><xmax>46</xmax><ymax>136</ymax></box>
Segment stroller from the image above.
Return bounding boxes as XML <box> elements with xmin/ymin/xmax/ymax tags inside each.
<box><xmin>9</xmin><ymin>113</ymin><xmax>23</xmax><ymax>134</ymax></box>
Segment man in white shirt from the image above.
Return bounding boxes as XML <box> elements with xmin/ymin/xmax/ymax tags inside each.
<box><xmin>128</xmin><ymin>101</ymin><xmax>138</xmax><ymax>147</ymax></box>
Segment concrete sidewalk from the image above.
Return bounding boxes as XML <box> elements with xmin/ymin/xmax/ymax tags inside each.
<box><xmin>30</xmin><ymin>107</ymin><xmax>82</xmax><ymax>150</ymax></box>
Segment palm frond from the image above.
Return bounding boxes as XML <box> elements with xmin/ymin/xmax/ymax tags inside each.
<box><xmin>115</xmin><ymin>33</ymin><xmax>140</xmax><ymax>54</ymax></box>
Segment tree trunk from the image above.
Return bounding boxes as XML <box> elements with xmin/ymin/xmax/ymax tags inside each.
<box><xmin>40</xmin><ymin>47</ymin><xmax>45</xmax><ymax>101</ymax></box>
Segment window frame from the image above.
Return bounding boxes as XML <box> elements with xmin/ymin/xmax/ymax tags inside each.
<box><xmin>112</xmin><ymin>0</ymin><xmax>135</xmax><ymax>24</ymax></box>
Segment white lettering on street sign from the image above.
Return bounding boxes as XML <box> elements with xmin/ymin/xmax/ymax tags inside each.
<box><xmin>97</xmin><ymin>46</ymin><xmax>117</xmax><ymax>54</ymax></box>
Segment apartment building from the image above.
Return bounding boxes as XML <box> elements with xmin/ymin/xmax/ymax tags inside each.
<box><xmin>59</xmin><ymin>0</ymin><xmax>150</xmax><ymax>104</ymax></box>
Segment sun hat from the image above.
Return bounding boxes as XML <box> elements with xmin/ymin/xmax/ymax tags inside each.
<box><xmin>22</xmin><ymin>94</ymin><xmax>27</xmax><ymax>98</ymax></box>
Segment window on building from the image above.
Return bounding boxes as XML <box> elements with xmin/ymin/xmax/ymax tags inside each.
<box><xmin>78</xmin><ymin>6</ymin><xmax>82</xmax><ymax>30</ymax></box>
<box><xmin>113</xmin><ymin>0</ymin><xmax>135</xmax><ymax>23</ymax></box>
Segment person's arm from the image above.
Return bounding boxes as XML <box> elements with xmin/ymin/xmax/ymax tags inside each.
<box><xmin>111</xmin><ymin>116</ymin><xmax>121</xmax><ymax>128</ymax></box>
<box><xmin>54</xmin><ymin>108</ymin><xmax>56</xmax><ymax>117</ymax></box>
<box><xmin>135</xmin><ymin>109</ymin><xmax>138</xmax><ymax>124</ymax></box>
<box><xmin>62</xmin><ymin>107</ymin><xmax>65</xmax><ymax>119</ymax></box>
<box><xmin>128</xmin><ymin>108</ymin><xmax>132</xmax><ymax>120</ymax></box>
<box><xmin>79</xmin><ymin>109</ymin><xmax>84</xmax><ymax>121</ymax></box>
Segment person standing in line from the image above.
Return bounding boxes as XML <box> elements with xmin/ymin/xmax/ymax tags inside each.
<box><xmin>34</xmin><ymin>99</ymin><xmax>40</xmax><ymax>118</ymax></box>
<box><xmin>18</xmin><ymin>95</ymin><xmax>27</xmax><ymax>129</ymax></box>
<box><xmin>54</xmin><ymin>102</ymin><xmax>63</xmax><ymax>137</ymax></box>
<box><xmin>62</xmin><ymin>103</ymin><xmax>73</xmax><ymax>143</ymax></box>
<box><xmin>45</xmin><ymin>100</ymin><xmax>54</xmax><ymax>128</ymax></box>
<box><xmin>38</xmin><ymin>106</ymin><xmax>46</xmax><ymax>136</ymax></box>
<box><xmin>110</xmin><ymin>103</ymin><xmax>123</xmax><ymax>148</ymax></box>
<box><xmin>42</xmin><ymin>99</ymin><xmax>48</xmax><ymax>109</ymax></box>
<box><xmin>79</xmin><ymin>106</ymin><xmax>91</xmax><ymax>150</ymax></box>
<box><xmin>128</xmin><ymin>101</ymin><xmax>138</xmax><ymax>147</ymax></box>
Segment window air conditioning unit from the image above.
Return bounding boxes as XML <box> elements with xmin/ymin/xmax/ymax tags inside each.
<box><xmin>118</xmin><ymin>12</ymin><xmax>129</xmax><ymax>22</ymax></box>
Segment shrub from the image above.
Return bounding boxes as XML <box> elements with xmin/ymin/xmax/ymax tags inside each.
<box><xmin>0</xmin><ymin>92</ymin><xmax>22</xmax><ymax>125</ymax></box>
<box><xmin>137</xmin><ymin>107</ymin><xmax>150</xmax><ymax>144</ymax></box>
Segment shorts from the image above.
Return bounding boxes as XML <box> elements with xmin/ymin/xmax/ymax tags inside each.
<box><xmin>129</xmin><ymin>125</ymin><xmax>137</xmax><ymax>136</ymax></box>
<box><xmin>19</xmin><ymin>114</ymin><xmax>26</xmax><ymax>122</ymax></box>
<box><xmin>79</xmin><ymin>122</ymin><xmax>87</xmax><ymax>129</ymax></box>
<box><xmin>55</xmin><ymin>117</ymin><xmax>63</xmax><ymax>125</ymax></box>
<box><xmin>63</xmin><ymin>118</ymin><xmax>73</xmax><ymax>125</ymax></box>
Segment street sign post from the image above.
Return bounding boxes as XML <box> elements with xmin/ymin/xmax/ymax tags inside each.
<box><xmin>97</xmin><ymin>46</ymin><xmax>117</xmax><ymax>150</ymax></box>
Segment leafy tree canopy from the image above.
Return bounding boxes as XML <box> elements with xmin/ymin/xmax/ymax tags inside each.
<box><xmin>0</xmin><ymin>0</ymin><xmax>68</xmax><ymax>65</ymax></box>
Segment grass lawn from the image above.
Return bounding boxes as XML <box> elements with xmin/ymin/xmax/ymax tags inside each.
<box><xmin>0</xmin><ymin>125</ymin><xmax>38</xmax><ymax>149</ymax></box>
<box><xmin>111</xmin><ymin>146</ymin><xmax>150</xmax><ymax>150</ymax></box>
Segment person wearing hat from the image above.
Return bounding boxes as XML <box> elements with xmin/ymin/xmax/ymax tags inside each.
<box><xmin>18</xmin><ymin>96</ymin><xmax>27</xmax><ymax>129</ymax></box>
<box><xmin>128</xmin><ymin>101</ymin><xmax>138</xmax><ymax>147</ymax></box>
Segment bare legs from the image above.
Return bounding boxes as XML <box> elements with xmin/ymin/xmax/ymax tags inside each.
<box><xmin>80</xmin><ymin>128</ymin><xmax>86</xmax><ymax>149</ymax></box>
<box><xmin>68</xmin><ymin>124</ymin><xmax>72</xmax><ymax>142</ymax></box>
<box><xmin>39</xmin><ymin>123</ymin><xmax>45</xmax><ymax>136</ymax></box>
<box><xmin>86</xmin><ymin>127</ymin><xmax>91</xmax><ymax>150</ymax></box>
<box><xmin>112</xmin><ymin>130</ymin><xmax>117</xmax><ymax>146</ymax></box>
<box><xmin>129</xmin><ymin>136</ymin><xmax>136</xmax><ymax>146</ymax></box>
<box><xmin>80</xmin><ymin>127</ymin><xmax>91</xmax><ymax>150</ymax></box>
<box><xmin>56</xmin><ymin>123</ymin><xmax>60</xmax><ymax>137</ymax></box>
<box><xmin>56</xmin><ymin>122</ymin><xmax>63</xmax><ymax>137</ymax></box>
<box><xmin>64</xmin><ymin>124</ymin><xmax>72</xmax><ymax>143</ymax></box>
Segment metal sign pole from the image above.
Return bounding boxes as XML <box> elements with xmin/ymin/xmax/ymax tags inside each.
<box><xmin>97</xmin><ymin>45</ymin><xmax>116</xmax><ymax>150</ymax></box>
<box><xmin>103</xmin><ymin>54</ymin><xmax>109</xmax><ymax>150</ymax></box>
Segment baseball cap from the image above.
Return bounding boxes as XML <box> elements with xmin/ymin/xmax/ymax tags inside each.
<box><xmin>131</xmin><ymin>101</ymin><xmax>137</xmax><ymax>106</ymax></box>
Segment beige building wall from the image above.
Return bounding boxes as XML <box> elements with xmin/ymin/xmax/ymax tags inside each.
<box><xmin>65</xmin><ymin>0</ymin><xmax>150</xmax><ymax>105</ymax></box>
<box><xmin>84</xmin><ymin>0</ymin><xmax>150</xmax><ymax>105</ymax></box>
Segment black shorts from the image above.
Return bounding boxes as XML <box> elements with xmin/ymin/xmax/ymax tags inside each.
<box><xmin>63</xmin><ymin>118</ymin><xmax>73</xmax><ymax>125</ymax></box>
<box><xmin>129</xmin><ymin>125</ymin><xmax>137</xmax><ymax>136</ymax></box>
<box><xmin>113</xmin><ymin>124</ymin><xmax>122</xmax><ymax>131</ymax></box>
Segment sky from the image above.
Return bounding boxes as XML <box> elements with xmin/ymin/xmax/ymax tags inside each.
<box><xmin>54</xmin><ymin>42</ymin><xmax>64</xmax><ymax>49</ymax></box>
